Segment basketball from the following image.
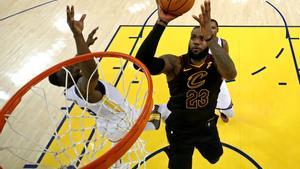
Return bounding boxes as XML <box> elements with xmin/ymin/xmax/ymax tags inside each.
<box><xmin>158</xmin><ymin>0</ymin><xmax>195</xmax><ymax>16</ymax></box>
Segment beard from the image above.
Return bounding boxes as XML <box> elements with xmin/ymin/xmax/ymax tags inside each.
<box><xmin>188</xmin><ymin>47</ymin><xmax>209</xmax><ymax>60</ymax></box>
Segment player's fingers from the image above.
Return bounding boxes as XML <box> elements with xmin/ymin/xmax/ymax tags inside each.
<box><xmin>79</xmin><ymin>14</ymin><xmax>86</xmax><ymax>23</ymax></box>
<box><xmin>192</xmin><ymin>15</ymin><xmax>200</xmax><ymax>23</ymax></box>
<box><xmin>91</xmin><ymin>27</ymin><xmax>99</xmax><ymax>35</ymax></box>
<box><xmin>71</xmin><ymin>6</ymin><xmax>74</xmax><ymax>18</ymax></box>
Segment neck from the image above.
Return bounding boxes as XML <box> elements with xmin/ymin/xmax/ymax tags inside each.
<box><xmin>191</xmin><ymin>56</ymin><xmax>207</xmax><ymax>66</ymax></box>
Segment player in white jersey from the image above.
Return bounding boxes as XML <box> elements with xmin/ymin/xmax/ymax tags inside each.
<box><xmin>64</xmin><ymin>79</ymin><xmax>149</xmax><ymax>142</ymax></box>
<box><xmin>49</xmin><ymin>6</ymin><xmax>160</xmax><ymax>143</ymax></box>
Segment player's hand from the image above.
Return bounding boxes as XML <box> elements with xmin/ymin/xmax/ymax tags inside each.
<box><xmin>157</xmin><ymin>6</ymin><xmax>177</xmax><ymax>24</ymax></box>
<box><xmin>86</xmin><ymin>27</ymin><xmax>99</xmax><ymax>47</ymax></box>
<box><xmin>155</xmin><ymin>0</ymin><xmax>177</xmax><ymax>24</ymax></box>
<box><xmin>192</xmin><ymin>0</ymin><xmax>213</xmax><ymax>40</ymax></box>
<box><xmin>66</xmin><ymin>5</ymin><xmax>86</xmax><ymax>36</ymax></box>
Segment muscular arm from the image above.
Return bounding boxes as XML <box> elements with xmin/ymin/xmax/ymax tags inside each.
<box><xmin>222</xmin><ymin>39</ymin><xmax>229</xmax><ymax>53</ymax></box>
<box><xmin>192</xmin><ymin>1</ymin><xmax>236</xmax><ymax>80</ymax></box>
<box><xmin>67</xmin><ymin>6</ymin><xmax>102</xmax><ymax>102</ymax></box>
<box><xmin>135</xmin><ymin>21</ymin><xmax>168</xmax><ymax>75</ymax></box>
<box><xmin>135</xmin><ymin>21</ymin><xmax>180</xmax><ymax>81</ymax></box>
<box><xmin>75</xmin><ymin>27</ymin><xmax>99</xmax><ymax>82</ymax></box>
<box><xmin>74</xmin><ymin>31</ymin><xmax>98</xmax><ymax>82</ymax></box>
<box><xmin>74</xmin><ymin>33</ymin><xmax>98</xmax><ymax>83</ymax></box>
<box><xmin>160</xmin><ymin>54</ymin><xmax>181</xmax><ymax>81</ymax></box>
<box><xmin>73</xmin><ymin>32</ymin><xmax>102</xmax><ymax>103</ymax></box>
<box><xmin>207</xmin><ymin>37</ymin><xmax>236</xmax><ymax>80</ymax></box>
<box><xmin>135</xmin><ymin>3</ymin><xmax>179</xmax><ymax>75</ymax></box>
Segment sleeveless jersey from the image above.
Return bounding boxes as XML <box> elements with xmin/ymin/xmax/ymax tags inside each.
<box><xmin>64</xmin><ymin>80</ymin><xmax>133</xmax><ymax>141</ymax></box>
<box><xmin>64</xmin><ymin>80</ymin><xmax>131</xmax><ymax>116</ymax></box>
<box><xmin>167</xmin><ymin>54</ymin><xmax>222</xmax><ymax>125</ymax></box>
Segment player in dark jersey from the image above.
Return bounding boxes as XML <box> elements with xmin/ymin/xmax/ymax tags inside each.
<box><xmin>135</xmin><ymin>1</ymin><xmax>237</xmax><ymax>169</ymax></box>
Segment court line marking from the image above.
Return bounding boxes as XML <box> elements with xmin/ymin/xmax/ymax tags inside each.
<box><xmin>0</xmin><ymin>0</ymin><xmax>58</xmax><ymax>21</ymax></box>
<box><xmin>275</xmin><ymin>48</ymin><xmax>284</xmax><ymax>59</ymax></box>
<box><xmin>252</xmin><ymin>66</ymin><xmax>267</xmax><ymax>75</ymax></box>
<box><xmin>266</xmin><ymin>1</ymin><xmax>300</xmax><ymax>84</ymax></box>
<box><xmin>278</xmin><ymin>82</ymin><xmax>287</xmax><ymax>85</ymax></box>
<box><xmin>132</xmin><ymin>144</ymin><xmax>263</xmax><ymax>169</ymax></box>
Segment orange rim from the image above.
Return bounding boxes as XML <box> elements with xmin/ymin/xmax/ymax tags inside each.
<box><xmin>0</xmin><ymin>52</ymin><xmax>153</xmax><ymax>169</ymax></box>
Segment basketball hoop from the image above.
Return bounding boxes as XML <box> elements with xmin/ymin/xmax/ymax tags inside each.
<box><xmin>0</xmin><ymin>52</ymin><xmax>153</xmax><ymax>169</ymax></box>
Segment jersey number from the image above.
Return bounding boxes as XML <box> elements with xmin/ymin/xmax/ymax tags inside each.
<box><xmin>186</xmin><ymin>89</ymin><xmax>209</xmax><ymax>109</ymax></box>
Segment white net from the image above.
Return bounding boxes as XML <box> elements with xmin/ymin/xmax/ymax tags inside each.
<box><xmin>0</xmin><ymin>54</ymin><xmax>152</xmax><ymax>169</ymax></box>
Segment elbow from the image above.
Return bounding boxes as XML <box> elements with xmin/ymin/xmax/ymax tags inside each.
<box><xmin>230</xmin><ymin>70</ymin><xmax>237</xmax><ymax>80</ymax></box>
<box><xmin>134</xmin><ymin>54</ymin><xmax>146</xmax><ymax>70</ymax></box>
<box><xmin>133</xmin><ymin>64</ymin><xmax>160</xmax><ymax>75</ymax></box>
<box><xmin>224</xmin><ymin>69</ymin><xmax>237</xmax><ymax>80</ymax></box>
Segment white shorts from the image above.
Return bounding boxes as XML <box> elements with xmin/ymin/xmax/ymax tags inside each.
<box><xmin>216</xmin><ymin>80</ymin><xmax>234</xmax><ymax>117</ymax></box>
<box><xmin>158</xmin><ymin>104</ymin><xmax>171</xmax><ymax>122</ymax></box>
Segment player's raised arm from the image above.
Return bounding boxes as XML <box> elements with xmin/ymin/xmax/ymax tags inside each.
<box><xmin>193</xmin><ymin>1</ymin><xmax>236</xmax><ymax>80</ymax></box>
<box><xmin>66</xmin><ymin>5</ymin><xmax>102</xmax><ymax>102</ymax></box>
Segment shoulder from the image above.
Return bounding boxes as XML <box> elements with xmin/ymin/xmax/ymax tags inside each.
<box><xmin>160</xmin><ymin>54</ymin><xmax>181</xmax><ymax>65</ymax></box>
<box><xmin>160</xmin><ymin>54</ymin><xmax>180</xmax><ymax>61</ymax></box>
<box><xmin>159</xmin><ymin>54</ymin><xmax>182</xmax><ymax>80</ymax></box>
<box><xmin>159</xmin><ymin>54</ymin><xmax>181</xmax><ymax>72</ymax></box>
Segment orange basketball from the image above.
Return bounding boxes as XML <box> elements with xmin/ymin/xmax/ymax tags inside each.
<box><xmin>158</xmin><ymin>0</ymin><xmax>195</xmax><ymax>16</ymax></box>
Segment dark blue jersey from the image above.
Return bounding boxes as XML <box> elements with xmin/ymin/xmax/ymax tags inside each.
<box><xmin>167</xmin><ymin>54</ymin><xmax>222</xmax><ymax>125</ymax></box>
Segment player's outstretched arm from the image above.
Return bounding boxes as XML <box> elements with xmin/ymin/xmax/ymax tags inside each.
<box><xmin>66</xmin><ymin>6</ymin><xmax>102</xmax><ymax>102</ymax></box>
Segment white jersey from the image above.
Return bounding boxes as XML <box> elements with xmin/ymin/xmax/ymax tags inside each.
<box><xmin>65</xmin><ymin>80</ymin><xmax>136</xmax><ymax>141</ymax></box>
<box><xmin>65</xmin><ymin>80</ymin><xmax>131</xmax><ymax>116</ymax></box>
<box><xmin>216</xmin><ymin>81</ymin><xmax>234</xmax><ymax>117</ymax></box>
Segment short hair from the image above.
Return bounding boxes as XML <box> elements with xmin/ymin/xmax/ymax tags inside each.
<box><xmin>211</xmin><ymin>19</ymin><xmax>219</xmax><ymax>27</ymax></box>
<box><xmin>48</xmin><ymin>73</ymin><xmax>65</xmax><ymax>87</ymax></box>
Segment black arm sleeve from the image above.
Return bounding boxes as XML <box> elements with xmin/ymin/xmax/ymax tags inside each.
<box><xmin>135</xmin><ymin>23</ymin><xmax>166</xmax><ymax>75</ymax></box>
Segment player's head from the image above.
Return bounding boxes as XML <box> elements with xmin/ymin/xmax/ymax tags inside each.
<box><xmin>211</xmin><ymin>19</ymin><xmax>219</xmax><ymax>37</ymax></box>
<box><xmin>49</xmin><ymin>65</ymin><xmax>81</xmax><ymax>88</ymax></box>
<box><xmin>188</xmin><ymin>26</ymin><xmax>209</xmax><ymax>60</ymax></box>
